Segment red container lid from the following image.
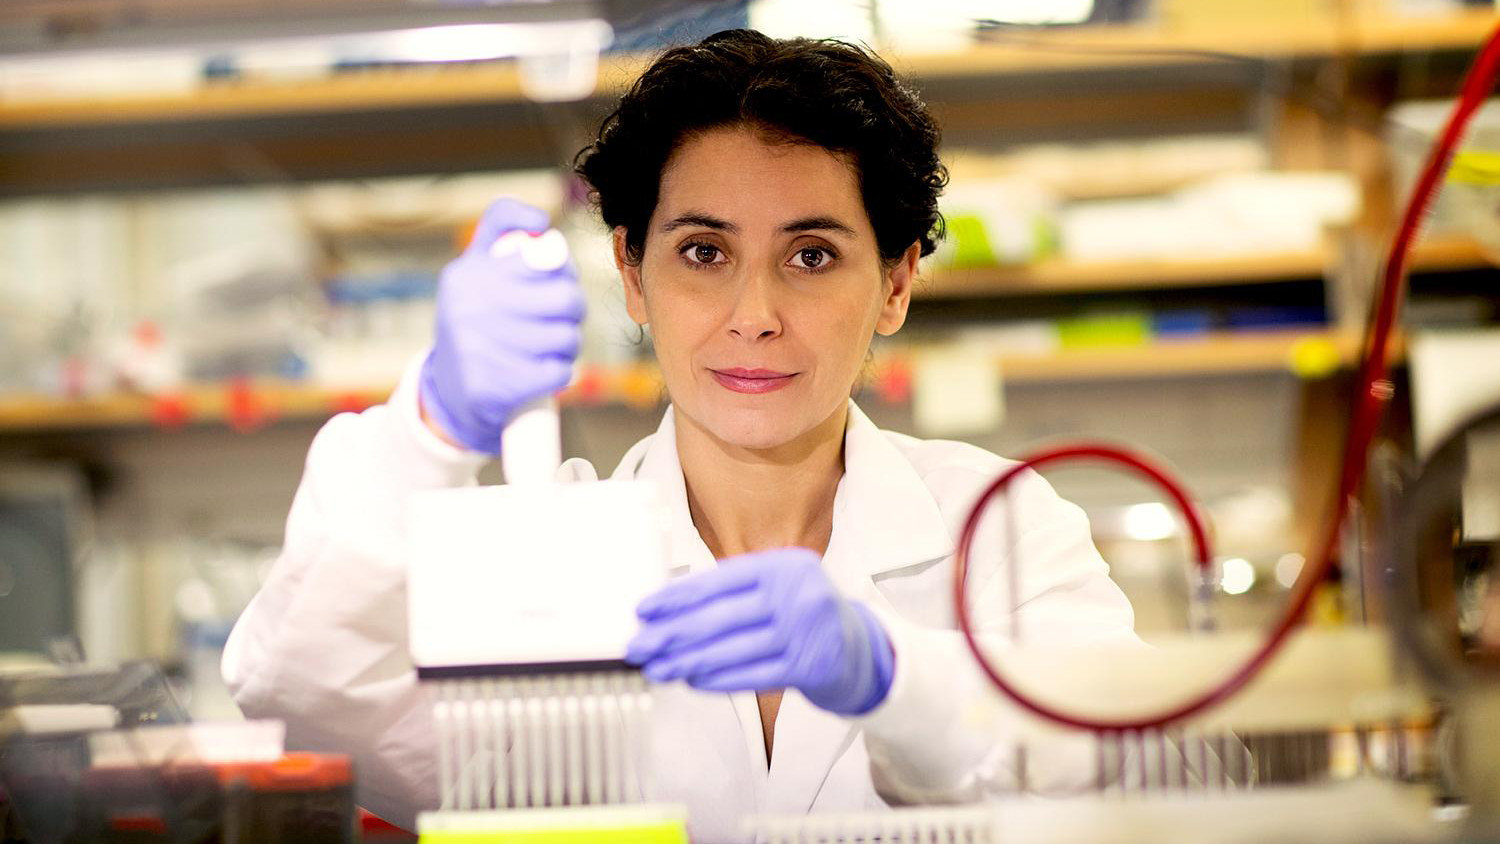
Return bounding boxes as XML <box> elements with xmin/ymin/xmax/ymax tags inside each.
<box><xmin>215</xmin><ymin>753</ymin><xmax>352</xmax><ymax>792</ymax></box>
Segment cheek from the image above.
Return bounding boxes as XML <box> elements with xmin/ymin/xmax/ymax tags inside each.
<box><xmin>809</xmin><ymin>281</ymin><xmax>884</xmax><ymax>351</ymax></box>
<box><xmin>638</xmin><ymin>268</ymin><xmax>717</xmax><ymax>355</ymax></box>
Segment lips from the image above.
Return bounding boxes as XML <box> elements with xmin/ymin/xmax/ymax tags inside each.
<box><xmin>710</xmin><ymin>367</ymin><xmax>796</xmax><ymax>395</ymax></box>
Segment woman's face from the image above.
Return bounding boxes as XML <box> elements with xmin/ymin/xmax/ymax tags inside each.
<box><xmin>615</xmin><ymin>125</ymin><xmax>917</xmax><ymax>452</ymax></box>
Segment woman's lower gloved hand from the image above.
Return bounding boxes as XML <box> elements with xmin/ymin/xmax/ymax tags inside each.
<box><xmin>625</xmin><ymin>548</ymin><xmax>895</xmax><ymax>716</ymax></box>
<box><xmin>419</xmin><ymin>198</ymin><xmax>585</xmax><ymax>455</ymax></box>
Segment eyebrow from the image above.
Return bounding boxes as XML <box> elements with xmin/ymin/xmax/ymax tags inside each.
<box><xmin>658</xmin><ymin>212</ymin><xmax>857</xmax><ymax>237</ymax></box>
<box><xmin>660</xmin><ymin>213</ymin><xmax>737</xmax><ymax>234</ymax></box>
<box><xmin>781</xmin><ymin>216</ymin><xmax>857</xmax><ymax>237</ymax></box>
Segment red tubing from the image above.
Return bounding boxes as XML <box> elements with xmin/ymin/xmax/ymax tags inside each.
<box><xmin>952</xmin><ymin>19</ymin><xmax>1500</xmax><ymax>733</ymax></box>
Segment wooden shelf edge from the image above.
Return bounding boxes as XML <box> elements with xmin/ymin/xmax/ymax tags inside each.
<box><xmin>992</xmin><ymin>328</ymin><xmax>1369</xmax><ymax>383</ymax></box>
<box><xmin>0</xmin><ymin>382</ymin><xmax>392</xmax><ymax>432</ymax></box>
<box><xmin>919</xmin><ymin>235</ymin><xmax>1493</xmax><ymax>299</ymax></box>
<box><xmin>2</xmin><ymin>11</ymin><xmax>1494</xmax><ymax>130</ymax></box>
<box><xmin>0</xmin><ymin>329</ymin><xmax>1386</xmax><ymax>432</ymax></box>
<box><xmin>921</xmin><ymin>248</ymin><xmax>1331</xmax><ymax>298</ymax></box>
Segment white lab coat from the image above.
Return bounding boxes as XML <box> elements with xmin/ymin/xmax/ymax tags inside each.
<box><xmin>222</xmin><ymin>359</ymin><xmax>1140</xmax><ymax>840</ymax></box>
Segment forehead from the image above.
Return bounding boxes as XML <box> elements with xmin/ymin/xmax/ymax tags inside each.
<box><xmin>655</xmin><ymin>125</ymin><xmax>870</xmax><ymax>231</ymax></box>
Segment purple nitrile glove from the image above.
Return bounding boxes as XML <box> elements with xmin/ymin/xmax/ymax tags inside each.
<box><xmin>625</xmin><ymin>547</ymin><xmax>895</xmax><ymax>716</ymax></box>
<box><xmin>418</xmin><ymin>199</ymin><xmax>585</xmax><ymax>455</ymax></box>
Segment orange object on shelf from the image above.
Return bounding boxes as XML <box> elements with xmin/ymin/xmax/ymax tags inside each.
<box><xmin>215</xmin><ymin>752</ymin><xmax>353</xmax><ymax>792</ymax></box>
<box><xmin>225</xmin><ymin>378</ymin><xmax>272</xmax><ymax>432</ymax></box>
<box><xmin>330</xmin><ymin>391</ymin><xmax>378</xmax><ymax>416</ymax></box>
<box><xmin>149</xmin><ymin>393</ymin><xmax>190</xmax><ymax>428</ymax></box>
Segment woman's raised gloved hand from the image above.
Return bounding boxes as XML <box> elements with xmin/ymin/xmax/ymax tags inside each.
<box><xmin>418</xmin><ymin>199</ymin><xmax>584</xmax><ymax>455</ymax></box>
<box><xmin>626</xmin><ymin>548</ymin><xmax>895</xmax><ymax>716</ymax></box>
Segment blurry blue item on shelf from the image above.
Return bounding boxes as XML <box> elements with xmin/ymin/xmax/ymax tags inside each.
<box><xmin>325</xmin><ymin>272</ymin><xmax>438</xmax><ymax>305</ymax></box>
<box><xmin>318</xmin><ymin>271</ymin><xmax>439</xmax><ymax>388</ymax></box>
<box><xmin>1224</xmin><ymin>306</ymin><xmax>1327</xmax><ymax>330</ymax></box>
<box><xmin>1152</xmin><ymin>310</ymin><xmax>1216</xmax><ymax>337</ymax></box>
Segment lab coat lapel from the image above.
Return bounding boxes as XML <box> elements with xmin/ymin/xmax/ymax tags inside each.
<box><xmin>624</xmin><ymin>406</ymin><xmax>771</xmax><ymax>809</ymax></box>
<box><xmin>764</xmin><ymin>491</ymin><xmax>863</xmax><ymax>814</ymax></box>
<box><xmin>765</xmin><ymin>690</ymin><xmax>857</xmax><ymax>814</ymax></box>
<box><xmin>825</xmin><ymin>401</ymin><xmax>955</xmax><ymax>589</ymax></box>
<box><xmin>623</xmin><ymin>405</ymin><xmax>714</xmax><ymax>578</ymax></box>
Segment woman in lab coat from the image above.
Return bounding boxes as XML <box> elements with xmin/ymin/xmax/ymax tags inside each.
<box><xmin>222</xmin><ymin>29</ymin><xmax>1139</xmax><ymax>840</ymax></box>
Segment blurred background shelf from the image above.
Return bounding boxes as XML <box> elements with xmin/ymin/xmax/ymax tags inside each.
<box><xmin>920</xmin><ymin>235</ymin><xmax>1491</xmax><ymax>298</ymax></box>
<box><xmin>0</xmin><ymin>382</ymin><xmax>391</xmax><ymax>432</ymax></box>
<box><xmin>0</xmin><ymin>329</ymin><xmax>1383</xmax><ymax>432</ymax></box>
<box><xmin>988</xmin><ymin>327</ymin><xmax>1377</xmax><ymax>382</ymax></box>
<box><xmin>1</xmin><ymin>8</ymin><xmax>1495</xmax><ymax>130</ymax></box>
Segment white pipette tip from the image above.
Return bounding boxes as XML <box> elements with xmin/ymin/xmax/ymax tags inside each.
<box><xmin>491</xmin><ymin>228</ymin><xmax>570</xmax><ymax>272</ymax></box>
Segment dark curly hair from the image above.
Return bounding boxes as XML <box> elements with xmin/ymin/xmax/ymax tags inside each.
<box><xmin>574</xmin><ymin>29</ymin><xmax>947</xmax><ymax>267</ymax></box>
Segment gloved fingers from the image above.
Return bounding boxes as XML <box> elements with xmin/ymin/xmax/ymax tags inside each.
<box><xmin>626</xmin><ymin>588</ymin><xmax>774</xmax><ymax>664</ymax></box>
<box><xmin>454</xmin><ymin>350</ymin><xmax>572</xmax><ymax>420</ymax></box>
<box><xmin>464</xmin><ymin>199</ymin><xmax>551</xmax><ymax>256</ymax></box>
<box><xmin>486</xmin><ymin>317</ymin><xmax>582</xmax><ymax>360</ymax></box>
<box><xmin>634</xmin><ymin>562</ymin><xmax>768</xmax><ymax>621</ymax></box>
<box><xmin>504</xmin><ymin>354</ymin><xmax>575</xmax><ymax>399</ymax></box>
<box><xmin>639</xmin><ymin>623</ymin><xmax>788</xmax><ymax>683</ymax></box>
<box><xmin>680</xmin><ymin>658</ymin><xmax>793</xmax><ymax>694</ymax></box>
<box><xmin>443</xmin><ymin>262</ymin><xmax>586</xmax><ymax>319</ymax></box>
<box><xmin>496</xmin><ymin>278</ymin><xmax>587</xmax><ymax>320</ymax></box>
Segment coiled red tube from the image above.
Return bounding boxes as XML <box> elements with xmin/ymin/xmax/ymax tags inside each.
<box><xmin>953</xmin><ymin>19</ymin><xmax>1500</xmax><ymax>733</ymax></box>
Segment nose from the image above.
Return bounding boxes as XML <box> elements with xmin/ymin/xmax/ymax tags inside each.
<box><xmin>726</xmin><ymin>265</ymin><xmax>782</xmax><ymax>342</ymax></box>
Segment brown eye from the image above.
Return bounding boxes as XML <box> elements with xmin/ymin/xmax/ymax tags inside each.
<box><xmin>681</xmin><ymin>242</ymin><xmax>725</xmax><ymax>265</ymax></box>
<box><xmin>790</xmin><ymin>247</ymin><xmax>832</xmax><ymax>270</ymax></box>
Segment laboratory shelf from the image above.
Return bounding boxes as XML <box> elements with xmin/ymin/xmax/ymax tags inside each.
<box><xmin>982</xmin><ymin>327</ymin><xmax>1375</xmax><ymax>383</ymax></box>
<box><xmin>0</xmin><ymin>329</ymin><xmax>1384</xmax><ymax>433</ymax></box>
<box><xmin>918</xmin><ymin>236</ymin><xmax>1492</xmax><ymax>299</ymax></box>
<box><xmin>0</xmin><ymin>381</ymin><xmax>392</xmax><ymax>432</ymax></box>
<box><xmin>0</xmin><ymin>8</ymin><xmax>1493</xmax><ymax>130</ymax></box>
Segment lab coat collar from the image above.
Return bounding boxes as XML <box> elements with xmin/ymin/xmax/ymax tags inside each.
<box><xmin>623</xmin><ymin>401</ymin><xmax>954</xmax><ymax>814</ymax></box>
<box><xmin>625</xmin><ymin>401</ymin><xmax>956</xmax><ymax>579</ymax></box>
<box><xmin>625</xmin><ymin>405</ymin><xmax>715</xmax><ymax>576</ymax></box>
<box><xmin>835</xmin><ymin>401</ymin><xmax>956</xmax><ymax>577</ymax></box>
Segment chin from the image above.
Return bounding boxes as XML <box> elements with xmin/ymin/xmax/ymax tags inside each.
<box><xmin>706</xmin><ymin>410</ymin><xmax>797</xmax><ymax>450</ymax></box>
<box><xmin>686</xmin><ymin>400</ymin><xmax>803</xmax><ymax>451</ymax></box>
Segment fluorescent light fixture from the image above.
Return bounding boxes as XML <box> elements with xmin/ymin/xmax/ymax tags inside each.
<box><xmin>0</xmin><ymin>18</ymin><xmax>612</xmax><ymax>102</ymax></box>
<box><xmin>986</xmin><ymin>0</ymin><xmax>1096</xmax><ymax>25</ymax></box>
<box><xmin>330</xmin><ymin>21</ymin><xmax>611</xmax><ymax>65</ymax></box>
<box><xmin>1220</xmin><ymin>557</ymin><xmax>1256</xmax><ymax>596</ymax></box>
<box><xmin>1121</xmin><ymin>501</ymin><xmax>1177</xmax><ymax>542</ymax></box>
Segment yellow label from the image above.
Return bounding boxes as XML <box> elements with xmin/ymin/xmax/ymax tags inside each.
<box><xmin>421</xmin><ymin>822</ymin><xmax>688</xmax><ymax>844</ymax></box>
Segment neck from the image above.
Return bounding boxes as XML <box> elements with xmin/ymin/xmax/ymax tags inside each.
<box><xmin>675</xmin><ymin>403</ymin><xmax>849</xmax><ymax>560</ymax></box>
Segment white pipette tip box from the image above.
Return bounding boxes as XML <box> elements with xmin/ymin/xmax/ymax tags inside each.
<box><xmin>407</xmin><ymin>480</ymin><xmax>670</xmax><ymax>677</ymax></box>
<box><xmin>408</xmin><ymin>480</ymin><xmax>670</xmax><ymax>811</ymax></box>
